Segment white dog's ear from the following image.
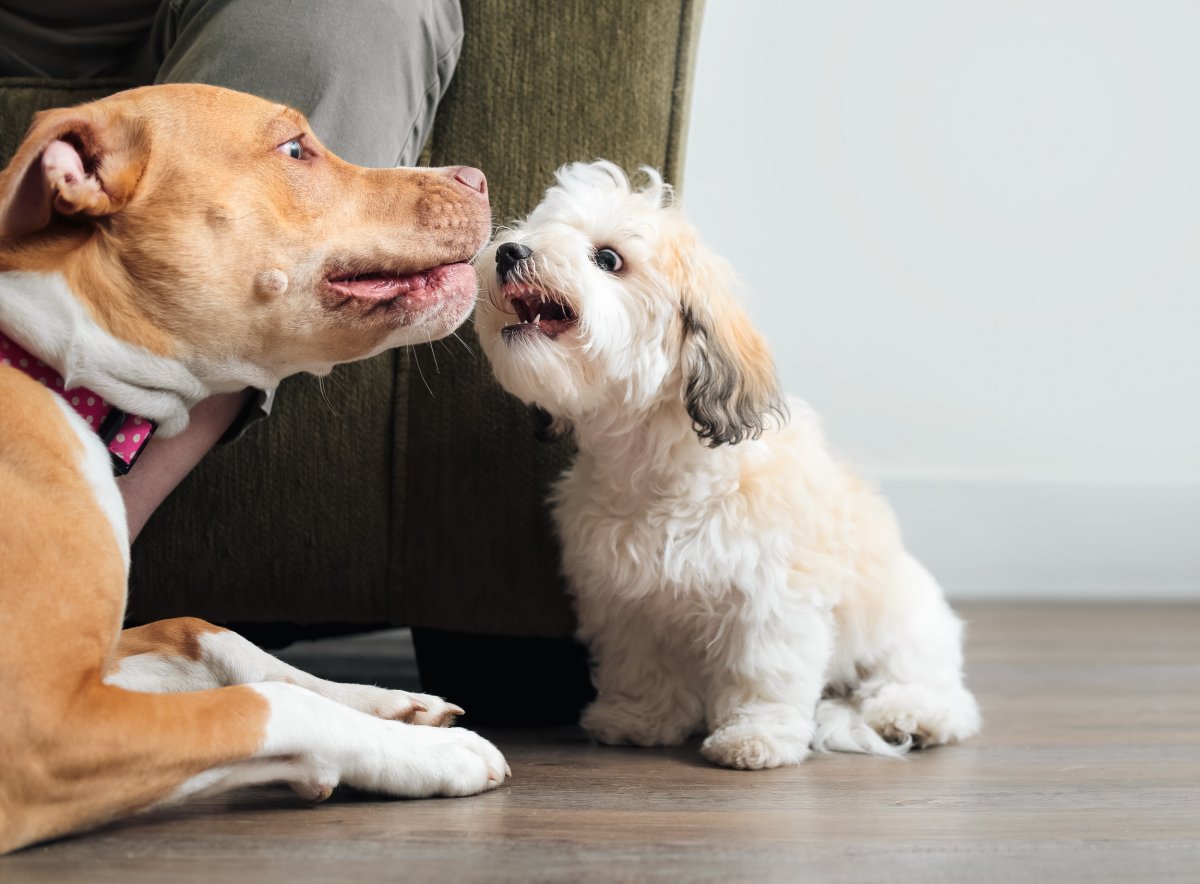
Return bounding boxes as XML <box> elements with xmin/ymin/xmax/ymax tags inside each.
<box><xmin>675</xmin><ymin>247</ymin><xmax>787</xmax><ymax>447</ymax></box>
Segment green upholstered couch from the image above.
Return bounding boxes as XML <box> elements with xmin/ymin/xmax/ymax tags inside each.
<box><xmin>0</xmin><ymin>1</ymin><xmax>704</xmax><ymax>642</ymax></box>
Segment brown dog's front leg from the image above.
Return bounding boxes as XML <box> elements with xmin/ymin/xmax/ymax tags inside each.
<box><xmin>0</xmin><ymin>680</ymin><xmax>268</xmax><ymax>854</ymax></box>
<box><xmin>1</xmin><ymin>675</ymin><xmax>507</xmax><ymax>855</ymax></box>
<box><xmin>110</xmin><ymin>618</ymin><xmax>463</xmax><ymax>726</ymax></box>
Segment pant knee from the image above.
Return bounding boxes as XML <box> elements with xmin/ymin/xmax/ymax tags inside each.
<box><xmin>159</xmin><ymin>0</ymin><xmax>463</xmax><ymax>165</ymax></box>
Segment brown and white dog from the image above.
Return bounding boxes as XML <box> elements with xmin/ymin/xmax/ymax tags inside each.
<box><xmin>0</xmin><ymin>85</ymin><xmax>507</xmax><ymax>854</ymax></box>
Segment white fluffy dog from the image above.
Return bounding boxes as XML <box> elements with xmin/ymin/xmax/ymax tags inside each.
<box><xmin>475</xmin><ymin>161</ymin><xmax>981</xmax><ymax>769</ymax></box>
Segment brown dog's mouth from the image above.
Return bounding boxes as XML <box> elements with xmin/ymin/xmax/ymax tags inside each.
<box><xmin>327</xmin><ymin>263</ymin><xmax>469</xmax><ymax>301</ymax></box>
<box><xmin>323</xmin><ymin>262</ymin><xmax>477</xmax><ymax>322</ymax></box>
<box><xmin>501</xmin><ymin>284</ymin><xmax>579</xmax><ymax>341</ymax></box>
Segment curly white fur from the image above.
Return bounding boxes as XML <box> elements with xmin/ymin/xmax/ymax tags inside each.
<box><xmin>475</xmin><ymin>161</ymin><xmax>981</xmax><ymax>769</ymax></box>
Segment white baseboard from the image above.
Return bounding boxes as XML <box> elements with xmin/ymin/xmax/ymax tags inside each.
<box><xmin>877</xmin><ymin>476</ymin><xmax>1200</xmax><ymax>601</ymax></box>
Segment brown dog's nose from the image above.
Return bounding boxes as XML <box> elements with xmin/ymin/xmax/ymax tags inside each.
<box><xmin>450</xmin><ymin>166</ymin><xmax>487</xmax><ymax>195</ymax></box>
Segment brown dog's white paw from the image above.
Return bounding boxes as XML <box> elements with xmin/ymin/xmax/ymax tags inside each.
<box><xmin>366</xmin><ymin>691</ymin><xmax>462</xmax><ymax>726</ymax></box>
<box><xmin>288</xmin><ymin>772</ymin><xmax>338</xmax><ymax>803</ymax></box>
<box><xmin>306</xmin><ymin>681</ymin><xmax>465</xmax><ymax>726</ymax></box>
<box><xmin>346</xmin><ymin>724</ymin><xmax>509</xmax><ymax>798</ymax></box>
<box><xmin>401</xmin><ymin>692</ymin><xmax>465</xmax><ymax>727</ymax></box>
<box><xmin>319</xmin><ymin>685</ymin><xmax>434</xmax><ymax>723</ymax></box>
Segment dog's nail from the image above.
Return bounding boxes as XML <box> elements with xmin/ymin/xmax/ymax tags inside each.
<box><xmin>505</xmin><ymin>763</ymin><xmax>512</xmax><ymax>778</ymax></box>
<box><xmin>411</xmin><ymin>702</ymin><xmax>428</xmax><ymax>714</ymax></box>
<box><xmin>448</xmin><ymin>704</ymin><xmax>465</xmax><ymax>716</ymax></box>
<box><xmin>292</xmin><ymin>781</ymin><xmax>334</xmax><ymax>803</ymax></box>
<box><xmin>255</xmin><ymin>268</ymin><xmax>289</xmax><ymax>296</ymax></box>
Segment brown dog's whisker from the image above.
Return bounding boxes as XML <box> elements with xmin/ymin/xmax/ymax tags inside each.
<box><xmin>411</xmin><ymin>347</ymin><xmax>434</xmax><ymax>398</ymax></box>
<box><xmin>315</xmin><ymin>375</ymin><xmax>340</xmax><ymax>417</ymax></box>
<box><xmin>450</xmin><ymin>331</ymin><xmax>477</xmax><ymax>359</ymax></box>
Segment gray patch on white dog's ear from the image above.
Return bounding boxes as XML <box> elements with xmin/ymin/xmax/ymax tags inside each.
<box><xmin>681</xmin><ymin>304</ymin><xmax>788</xmax><ymax>447</ymax></box>
<box><xmin>531</xmin><ymin>405</ymin><xmax>572</xmax><ymax>443</ymax></box>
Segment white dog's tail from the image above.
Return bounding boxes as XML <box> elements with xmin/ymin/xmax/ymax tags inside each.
<box><xmin>812</xmin><ymin>698</ymin><xmax>909</xmax><ymax>757</ymax></box>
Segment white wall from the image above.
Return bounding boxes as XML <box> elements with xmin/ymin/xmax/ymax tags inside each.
<box><xmin>683</xmin><ymin>1</ymin><xmax>1200</xmax><ymax>599</ymax></box>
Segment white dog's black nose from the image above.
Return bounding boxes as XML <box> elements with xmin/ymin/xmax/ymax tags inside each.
<box><xmin>496</xmin><ymin>242</ymin><xmax>532</xmax><ymax>279</ymax></box>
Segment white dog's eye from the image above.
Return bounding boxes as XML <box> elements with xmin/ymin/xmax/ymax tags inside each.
<box><xmin>593</xmin><ymin>247</ymin><xmax>623</xmax><ymax>272</ymax></box>
<box><xmin>277</xmin><ymin>139</ymin><xmax>304</xmax><ymax>160</ymax></box>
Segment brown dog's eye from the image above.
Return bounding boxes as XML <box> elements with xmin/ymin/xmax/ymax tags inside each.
<box><xmin>277</xmin><ymin>139</ymin><xmax>304</xmax><ymax>160</ymax></box>
<box><xmin>593</xmin><ymin>247</ymin><xmax>623</xmax><ymax>272</ymax></box>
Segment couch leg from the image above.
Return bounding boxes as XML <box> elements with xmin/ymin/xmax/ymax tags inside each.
<box><xmin>411</xmin><ymin>628</ymin><xmax>595</xmax><ymax>727</ymax></box>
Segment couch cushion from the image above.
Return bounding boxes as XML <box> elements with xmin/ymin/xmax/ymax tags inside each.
<box><xmin>0</xmin><ymin>78</ymin><xmax>134</xmax><ymax>165</ymax></box>
<box><xmin>395</xmin><ymin>0</ymin><xmax>704</xmax><ymax>635</ymax></box>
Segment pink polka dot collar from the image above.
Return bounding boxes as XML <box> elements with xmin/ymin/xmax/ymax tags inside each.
<box><xmin>1</xmin><ymin>329</ymin><xmax>155</xmax><ymax>475</ymax></box>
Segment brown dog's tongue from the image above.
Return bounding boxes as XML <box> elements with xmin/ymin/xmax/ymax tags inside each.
<box><xmin>329</xmin><ymin>269</ymin><xmax>433</xmax><ymax>301</ymax></box>
<box><xmin>328</xmin><ymin>263</ymin><xmax>477</xmax><ymax>302</ymax></box>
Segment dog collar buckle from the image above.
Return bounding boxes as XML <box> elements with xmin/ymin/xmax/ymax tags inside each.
<box><xmin>0</xmin><ymin>331</ymin><xmax>155</xmax><ymax>476</ymax></box>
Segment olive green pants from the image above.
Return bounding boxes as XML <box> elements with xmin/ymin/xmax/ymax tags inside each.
<box><xmin>0</xmin><ymin>0</ymin><xmax>463</xmax><ymax>167</ymax></box>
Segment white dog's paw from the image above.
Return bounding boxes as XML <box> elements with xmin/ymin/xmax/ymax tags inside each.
<box><xmin>700</xmin><ymin>722</ymin><xmax>811</xmax><ymax>770</ymax></box>
<box><xmin>581</xmin><ymin>695</ymin><xmax>698</xmax><ymax>747</ymax></box>
<box><xmin>344</xmin><ymin>723</ymin><xmax>510</xmax><ymax>798</ymax></box>
<box><xmin>860</xmin><ymin>682</ymin><xmax>981</xmax><ymax>749</ymax></box>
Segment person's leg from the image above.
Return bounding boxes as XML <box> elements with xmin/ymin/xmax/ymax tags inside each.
<box><xmin>128</xmin><ymin>0</ymin><xmax>464</xmax><ymax>167</ymax></box>
<box><xmin>0</xmin><ymin>2</ymin><xmax>156</xmax><ymax>78</ymax></box>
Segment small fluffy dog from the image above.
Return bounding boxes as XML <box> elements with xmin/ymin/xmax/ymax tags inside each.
<box><xmin>475</xmin><ymin>162</ymin><xmax>980</xmax><ymax>769</ymax></box>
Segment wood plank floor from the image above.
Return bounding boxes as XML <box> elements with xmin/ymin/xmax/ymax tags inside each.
<box><xmin>5</xmin><ymin>603</ymin><xmax>1199</xmax><ymax>882</ymax></box>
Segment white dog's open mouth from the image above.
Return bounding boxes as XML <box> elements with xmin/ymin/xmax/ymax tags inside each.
<box><xmin>501</xmin><ymin>285</ymin><xmax>579</xmax><ymax>340</ymax></box>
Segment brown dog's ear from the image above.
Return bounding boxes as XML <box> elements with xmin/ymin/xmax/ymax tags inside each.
<box><xmin>677</xmin><ymin>247</ymin><xmax>787</xmax><ymax>447</ymax></box>
<box><xmin>0</xmin><ymin>104</ymin><xmax>151</xmax><ymax>238</ymax></box>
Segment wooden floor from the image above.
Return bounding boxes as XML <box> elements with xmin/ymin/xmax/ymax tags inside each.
<box><xmin>6</xmin><ymin>604</ymin><xmax>1199</xmax><ymax>882</ymax></box>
